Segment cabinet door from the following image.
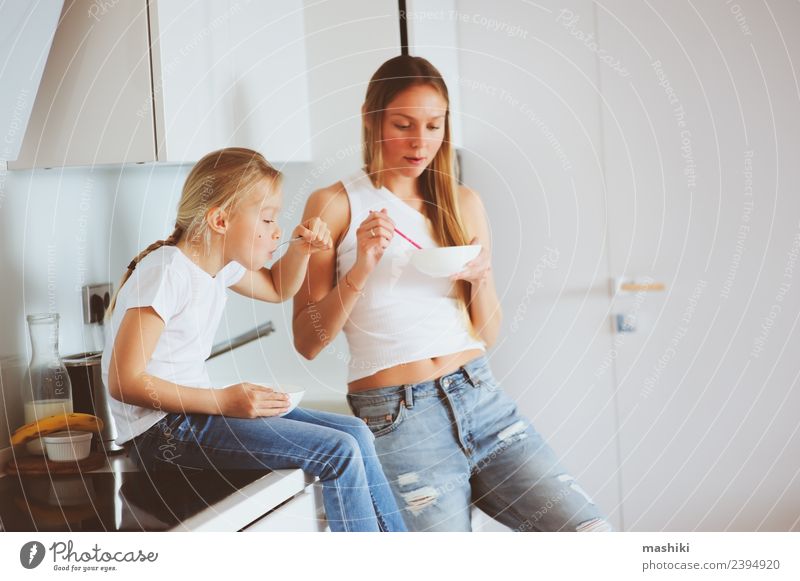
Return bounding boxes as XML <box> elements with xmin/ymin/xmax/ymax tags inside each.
<box><xmin>229</xmin><ymin>1</ymin><xmax>312</xmax><ymax>162</ymax></box>
<box><xmin>10</xmin><ymin>0</ymin><xmax>155</xmax><ymax>169</ymax></box>
<box><xmin>149</xmin><ymin>0</ymin><xmax>236</xmax><ymax>163</ymax></box>
<box><xmin>150</xmin><ymin>0</ymin><xmax>312</xmax><ymax>163</ymax></box>
<box><xmin>301</xmin><ymin>0</ymin><xmax>401</xmax><ymax>181</ymax></box>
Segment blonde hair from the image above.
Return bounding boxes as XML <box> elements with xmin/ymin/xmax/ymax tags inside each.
<box><xmin>107</xmin><ymin>147</ymin><xmax>281</xmax><ymax>317</ymax></box>
<box><xmin>362</xmin><ymin>56</ymin><xmax>475</xmax><ymax>331</ymax></box>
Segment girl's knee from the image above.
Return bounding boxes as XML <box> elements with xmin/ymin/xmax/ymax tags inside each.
<box><xmin>337</xmin><ymin>412</ymin><xmax>371</xmax><ymax>430</ymax></box>
<box><xmin>318</xmin><ymin>431</ymin><xmax>368</xmax><ymax>480</ymax></box>
<box><xmin>335</xmin><ymin>415</ymin><xmax>376</xmax><ymax>445</ymax></box>
<box><xmin>329</xmin><ymin>431</ymin><xmax>362</xmax><ymax>460</ymax></box>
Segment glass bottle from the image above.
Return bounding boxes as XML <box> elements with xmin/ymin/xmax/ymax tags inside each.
<box><xmin>21</xmin><ymin>313</ymin><xmax>73</xmax><ymax>455</ymax></box>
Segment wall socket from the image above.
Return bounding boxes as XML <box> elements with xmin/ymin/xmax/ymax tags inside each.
<box><xmin>82</xmin><ymin>283</ymin><xmax>113</xmax><ymax>324</ymax></box>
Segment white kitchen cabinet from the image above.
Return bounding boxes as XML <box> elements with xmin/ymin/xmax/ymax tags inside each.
<box><xmin>150</xmin><ymin>0</ymin><xmax>312</xmax><ymax>163</ymax></box>
<box><xmin>148</xmin><ymin>1</ymin><xmax>235</xmax><ymax>164</ymax></box>
<box><xmin>11</xmin><ymin>0</ymin><xmax>312</xmax><ymax>169</ymax></box>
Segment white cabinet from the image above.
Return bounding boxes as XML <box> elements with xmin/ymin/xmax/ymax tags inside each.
<box><xmin>150</xmin><ymin>0</ymin><xmax>312</xmax><ymax>163</ymax></box>
<box><xmin>11</xmin><ymin>0</ymin><xmax>312</xmax><ymax>169</ymax></box>
<box><xmin>299</xmin><ymin>0</ymin><xmax>401</xmax><ymax>183</ymax></box>
<box><xmin>149</xmin><ymin>1</ymin><xmax>235</xmax><ymax>164</ymax></box>
<box><xmin>228</xmin><ymin>1</ymin><xmax>312</xmax><ymax>163</ymax></box>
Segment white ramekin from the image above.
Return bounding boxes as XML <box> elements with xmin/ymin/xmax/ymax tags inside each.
<box><xmin>42</xmin><ymin>431</ymin><xmax>93</xmax><ymax>462</ymax></box>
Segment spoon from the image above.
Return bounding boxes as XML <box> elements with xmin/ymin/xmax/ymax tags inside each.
<box><xmin>394</xmin><ymin>227</ymin><xmax>422</xmax><ymax>250</ymax></box>
<box><xmin>275</xmin><ymin>236</ymin><xmax>303</xmax><ymax>249</ymax></box>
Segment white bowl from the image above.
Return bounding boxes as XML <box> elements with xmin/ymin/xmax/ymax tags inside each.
<box><xmin>246</xmin><ymin>383</ymin><xmax>305</xmax><ymax>417</ymax></box>
<box><xmin>410</xmin><ymin>245</ymin><xmax>482</xmax><ymax>278</ymax></box>
<box><xmin>42</xmin><ymin>431</ymin><xmax>93</xmax><ymax>462</ymax></box>
<box><xmin>273</xmin><ymin>385</ymin><xmax>305</xmax><ymax>417</ymax></box>
<box><xmin>224</xmin><ymin>381</ymin><xmax>306</xmax><ymax>417</ymax></box>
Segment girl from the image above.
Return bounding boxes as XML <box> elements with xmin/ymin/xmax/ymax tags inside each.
<box><xmin>292</xmin><ymin>57</ymin><xmax>613</xmax><ymax>532</ymax></box>
<box><xmin>102</xmin><ymin>147</ymin><xmax>406</xmax><ymax>532</ymax></box>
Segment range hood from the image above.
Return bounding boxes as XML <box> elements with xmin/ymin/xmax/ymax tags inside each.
<box><xmin>0</xmin><ymin>1</ymin><xmax>64</xmax><ymax>165</ymax></box>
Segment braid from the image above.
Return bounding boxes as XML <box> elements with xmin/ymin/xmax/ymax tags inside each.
<box><xmin>106</xmin><ymin>225</ymin><xmax>184</xmax><ymax>320</ymax></box>
<box><xmin>165</xmin><ymin>224</ymin><xmax>183</xmax><ymax>245</ymax></box>
<box><xmin>126</xmin><ymin>225</ymin><xmax>183</xmax><ymax>272</ymax></box>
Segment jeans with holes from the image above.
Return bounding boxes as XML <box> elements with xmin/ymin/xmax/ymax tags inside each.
<box><xmin>125</xmin><ymin>407</ymin><xmax>407</xmax><ymax>532</ymax></box>
<box><xmin>346</xmin><ymin>355</ymin><xmax>613</xmax><ymax>532</ymax></box>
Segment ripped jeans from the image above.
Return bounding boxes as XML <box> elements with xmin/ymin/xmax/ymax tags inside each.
<box><xmin>346</xmin><ymin>355</ymin><xmax>613</xmax><ymax>532</ymax></box>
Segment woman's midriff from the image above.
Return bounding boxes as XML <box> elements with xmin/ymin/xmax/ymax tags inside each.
<box><xmin>347</xmin><ymin>348</ymin><xmax>485</xmax><ymax>393</ymax></box>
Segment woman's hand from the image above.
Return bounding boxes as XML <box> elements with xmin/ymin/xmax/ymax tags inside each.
<box><xmin>217</xmin><ymin>383</ymin><xmax>290</xmax><ymax>418</ymax></box>
<box><xmin>353</xmin><ymin>209</ymin><xmax>395</xmax><ymax>275</ymax></box>
<box><xmin>292</xmin><ymin>217</ymin><xmax>333</xmax><ymax>255</ymax></box>
<box><xmin>451</xmin><ymin>237</ymin><xmax>492</xmax><ymax>286</ymax></box>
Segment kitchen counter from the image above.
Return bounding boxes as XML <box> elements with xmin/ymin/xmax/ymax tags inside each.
<box><xmin>0</xmin><ymin>397</ymin><xmax>348</xmax><ymax>532</ymax></box>
<box><xmin>0</xmin><ymin>452</ymin><xmax>324</xmax><ymax>532</ymax></box>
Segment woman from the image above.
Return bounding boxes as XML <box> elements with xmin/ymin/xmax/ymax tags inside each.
<box><xmin>292</xmin><ymin>55</ymin><xmax>612</xmax><ymax>532</ymax></box>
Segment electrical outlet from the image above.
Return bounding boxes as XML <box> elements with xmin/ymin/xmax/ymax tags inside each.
<box><xmin>82</xmin><ymin>283</ymin><xmax>113</xmax><ymax>324</ymax></box>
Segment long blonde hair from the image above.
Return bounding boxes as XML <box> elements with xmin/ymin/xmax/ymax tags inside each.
<box><xmin>362</xmin><ymin>56</ymin><xmax>475</xmax><ymax>327</ymax></box>
<box><xmin>107</xmin><ymin>147</ymin><xmax>281</xmax><ymax>317</ymax></box>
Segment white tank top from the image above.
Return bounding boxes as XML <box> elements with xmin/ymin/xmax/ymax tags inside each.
<box><xmin>336</xmin><ymin>169</ymin><xmax>486</xmax><ymax>382</ymax></box>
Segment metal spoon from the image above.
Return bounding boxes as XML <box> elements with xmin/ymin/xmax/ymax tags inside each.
<box><xmin>275</xmin><ymin>236</ymin><xmax>303</xmax><ymax>249</ymax></box>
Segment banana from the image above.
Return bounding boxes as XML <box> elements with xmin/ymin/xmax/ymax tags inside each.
<box><xmin>10</xmin><ymin>413</ymin><xmax>104</xmax><ymax>447</ymax></box>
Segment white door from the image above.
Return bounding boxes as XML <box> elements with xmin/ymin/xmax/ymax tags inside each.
<box><xmin>597</xmin><ymin>0</ymin><xmax>800</xmax><ymax>531</ymax></box>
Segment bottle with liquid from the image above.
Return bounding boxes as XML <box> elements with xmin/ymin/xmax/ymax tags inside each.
<box><xmin>21</xmin><ymin>313</ymin><xmax>73</xmax><ymax>455</ymax></box>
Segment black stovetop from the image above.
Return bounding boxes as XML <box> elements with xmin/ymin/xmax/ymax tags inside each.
<box><xmin>0</xmin><ymin>466</ymin><xmax>270</xmax><ymax>532</ymax></box>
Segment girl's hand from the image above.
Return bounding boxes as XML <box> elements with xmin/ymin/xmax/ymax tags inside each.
<box><xmin>450</xmin><ymin>237</ymin><xmax>491</xmax><ymax>286</ymax></box>
<box><xmin>293</xmin><ymin>217</ymin><xmax>333</xmax><ymax>255</ymax></box>
<box><xmin>353</xmin><ymin>209</ymin><xmax>395</xmax><ymax>275</ymax></box>
<box><xmin>217</xmin><ymin>383</ymin><xmax>290</xmax><ymax>418</ymax></box>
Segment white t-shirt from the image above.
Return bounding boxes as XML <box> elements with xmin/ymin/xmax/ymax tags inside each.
<box><xmin>101</xmin><ymin>245</ymin><xmax>247</xmax><ymax>444</ymax></box>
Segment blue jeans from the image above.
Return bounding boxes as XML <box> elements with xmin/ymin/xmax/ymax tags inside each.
<box><xmin>346</xmin><ymin>355</ymin><xmax>613</xmax><ymax>532</ymax></box>
<box><xmin>125</xmin><ymin>407</ymin><xmax>407</xmax><ymax>532</ymax></box>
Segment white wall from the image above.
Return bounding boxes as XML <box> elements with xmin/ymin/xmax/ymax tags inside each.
<box><xmin>0</xmin><ymin>166</ymin><xmax>113</xmax><ymax>447</ymax></box>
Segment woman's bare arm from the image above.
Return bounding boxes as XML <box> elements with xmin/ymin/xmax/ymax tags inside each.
<box><xmin>456</xmin><ymin>186</ymin><xmax>503</xmax><ymax>347</ymax></box>
<box><xmin>292</xmin><ymin>185</ymin><xmax>358</xmax><ymax>359</ymax></box>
